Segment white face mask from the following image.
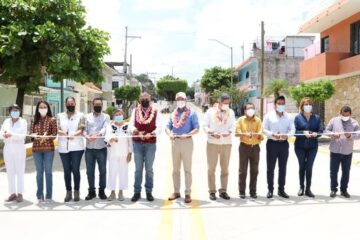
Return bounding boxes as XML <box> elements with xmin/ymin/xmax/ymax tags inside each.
<box><xmin>221</xmin><ymin>104</ymin><xmax>229</xmax><ymax>111</ymax></box>
<box><xmin>341</xmin><ymin>116</ymin><xmax>350</xmax><ymax>122</ymax></box>
<box><xmin>39</xmin><ymin>108</ymin><xmax>48</xmax><ymax>117</ymax></box>
<box><xmin>303</xmin><ymin>105</ymin><xmax>312</xmax><ymax>113</ymax></box>
<box><xmin>246</xmin><ymin>109</ymin><xmax>255</xmax><ymax>117</ymax></box>
<box><xmin>276</xmin><ymin>104</ymin><xmax>285</xmax><ymax>113</ymax></box>
<box><xmin>176</xmin><ymin>100</ymin><xmax>186</xmax><ymax>108</ymax></box>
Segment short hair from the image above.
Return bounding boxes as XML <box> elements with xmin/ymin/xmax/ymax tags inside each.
<box><xmin>245</xmin><ymin>102</ymin><xmax>255</xmax><ymax>109</ymax></box>
<box><xmin>8</xmin><ymin>104</ymin><xmax>21</xmax><ymax>113</ymax></box>
<box><xmin>219</xmin><ymin>93</ymin><xmax>230</xmax><ymax>102</ymax></box>
<box><xmin>275</xmin><ymin>95</ymin><xmax>286</xmax><ymax>104</ymax></box>
<box><xmin>93</xmin><ymin>97</ymin><xmax>103</xmax><ymax>104</ymax></box>
<box><xmin>299</xmin><ymin>97</ymin><xmax>313</xmax><ymax>112</ymax></box>
<box><xmin>113</xmin><ymin>109</ymin><xmax>124</xmax><ymax>116</ymax></box>
<box><xmin>65</xmin><ymin>96</ymin><xmax>76</xmax><ymax>103</ymax></box>
<box><xmin>340</xmin><ymin>106</ymin><xmax>352</xmax><ymax>114</ymax></box>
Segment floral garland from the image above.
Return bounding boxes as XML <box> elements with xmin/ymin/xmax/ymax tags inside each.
<box><xmin>135</xmin><ymin>105</ymin><xmax>156</xmax><ymax>125</ymax></box>
<box><xmin>214</xmin><ymin>108</ymin><xmax>230</xmax><ymax>125</ymax></box>
<box><xmin>172</xmin><ymin>107</ymin><xmax>191</xmax><ymax>128</ymax></box>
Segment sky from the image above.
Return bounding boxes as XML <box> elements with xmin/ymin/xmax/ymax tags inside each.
<box><xmin>83</xmin><ymin>0</ymin><xmax>336</xmax><ymax>84</ymax></box>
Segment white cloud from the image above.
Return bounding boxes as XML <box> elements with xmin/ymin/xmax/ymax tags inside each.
<box><xmin>133</xmin><ymin>0</ymin><xmax>192</xmax><ymax>12</ymax></box>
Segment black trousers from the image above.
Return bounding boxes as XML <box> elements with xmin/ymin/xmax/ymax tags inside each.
<box><xmin>266</xmin><ymin>140</ymin><xmax>289</xmax><ymax>192</ymax></box>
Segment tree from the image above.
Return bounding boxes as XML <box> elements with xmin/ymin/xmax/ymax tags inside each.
<box><xmin>200</xmin><ymin>66</ymin><xmax>237</xmax><ymax>93</ymax></box>
<box><xmin>264</xmin><ymin>79</ymin><xmax>290</xmax><ymax>98</ymax></box>
<box><xmin>0</xmin><ymin>0</ymin><xmax>110</xmax><ymax>108</ymax></box>
<box><xmin>186</xmin><ymin>86</ymin><xmax>195</xmax><ymax>99</ymax></box>
<box><xmin>156</xmin><ymin>75</ymin><xmax>188</xmax><ymax>101</ymax></box>
<box><xmin>135</xmin><ymin>73</ymin><xmax>155</xmax><ymax>96</ymax></box>
<box><xmin>289</xmin><ymin>80</ymin><xmax>335</xmax><ymax>104</ymax></box>
<box><xmin>114</xmin><ymin>85</ymin><xmax>141</xmax><ymax>118</ymax></box>
<box><xmin>210</xmin><ymin>86</ymin><xmax>248</xmax><ymax>110</ymax></box>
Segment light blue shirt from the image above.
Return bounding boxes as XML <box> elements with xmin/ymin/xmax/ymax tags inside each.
<box><xmin>167</xmin><ymin>108</ymin><xmax>200</xmax><ymax>135</ymax></box>
<box><xmin>263</xmin><ymin>111</ymin><xmax>295</xmax><ymax>140</ymax></box>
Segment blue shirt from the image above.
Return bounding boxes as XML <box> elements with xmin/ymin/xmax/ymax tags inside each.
<box><xmin>167</xmin><ymin>108</ymin><xmax>200</xmax><ymax>135</ymax></box>
<box><xmin>294</xmin><ymin>113</ymin><xmax>323</xmax><ymax>149</ymax></box>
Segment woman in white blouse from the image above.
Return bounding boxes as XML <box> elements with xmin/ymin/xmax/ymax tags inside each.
<box><xmin>0</xmin><ymin>104</ymin><xmax>27</xmax><ymax>203</ymax></box>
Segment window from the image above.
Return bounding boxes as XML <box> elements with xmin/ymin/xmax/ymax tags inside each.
<box><xmin>112</xmin><ymin>81</ymin><xmax>119</xmax><ymax>89</ymax></box>
<box><xmin>351</xmin><ymin>20</ymin><xmax>360</xmax><ymax>56</ymax></box>
<box><xmin>321</xmin><ymin>36</ymin><xmax>329</xmax><ymax>53</ymax></box>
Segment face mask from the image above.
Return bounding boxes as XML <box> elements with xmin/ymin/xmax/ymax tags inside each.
<box><xmin>276</xmin><ymin>104</ymin><xmax>285</xmax><ymax>113</ymax></box>
<box><xmin>221</xmin><ymin>104</ymin><xmax>229</xmax><ymax>111</ymax></box>
<box><xmin>246</xmin><ymin>109</ymin><xmax>255</xmax><ymax>117</ymax></box>
<box><xmin>39</xmin><ymin>108</ymin><xmax>48</xmax><ymax>117</ymax></box>
<box><xmin>114</xmin><ymin>115</ymin><xmax>124</xmax><ymax>123</ymax></box>
<box><xmin>177</xmin><ymin>100</ymin><xmax>186</xmax><ymax>108</ymax></box>
<box><xmin>94</xmin><ymin>106</ymin><xmax>102</xmax><ymax>113</ymax></box>
<box><xmin>341</xmin><ymin>116</ymin><xmax>350</xmax><ymax>122</ymax></box>
<box><xmin>141</xmin><ymin>99</ymin><xmax>150</xmax><ymax>108</ymax></box>
<box><xmin>303</xmin><ymin>105</ymin><xmax>312</xmax><ymax>113</ymax></box>
<box><xmin>10</xmin><ymin>111</ymin><xmax>20</xmax><ymax>119</ymax></box>
<box><xmin>66</xmin><ymin>105</ymin><xmax>75</xmax><ymax>113</ymax></box>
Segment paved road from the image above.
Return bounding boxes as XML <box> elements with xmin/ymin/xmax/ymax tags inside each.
<box><xmin>1</xmin><ymin>106</ymin><xmax>360</xmax><ymax>240</ymax></box>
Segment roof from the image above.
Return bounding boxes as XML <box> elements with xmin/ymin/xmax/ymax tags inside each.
<box><xmin>233</xmin><ymin>57</ymin><xmax>256</xmax><ymax>72</ymax></box>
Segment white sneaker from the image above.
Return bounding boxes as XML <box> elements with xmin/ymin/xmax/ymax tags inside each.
<box><xmin>45</xmin><ymin>199</ymin><xmax>54</xmax><ymax>204</ymax></box>
<box><xmin>108</xmin><ymin>191</ymin><xmax>116</xmax><ymax>201</ymax></box>
<box><xmin>118</xmin><ymin>190</ymin><xmax>124</xmax><ymax>201</ymax></box>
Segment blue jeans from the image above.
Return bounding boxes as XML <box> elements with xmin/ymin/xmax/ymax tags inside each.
<box><xmin>295</xmin><ymin>147</ymin><xmax>318</xmax><ymax>189</ymax></box>
<box><xmin>330</xmin><ymin>152</ymin><xmax>352</xmax><ymax>192</ymax></box>
<box><xmin>59</xmin><ymin>150</ymin><xmax>84</xmax><ymax>191</ymax></box>
<box><xmin>85</xmin><ymin>148</ymin><xmax>107</xmax><ymax>192</ymax></box>
<box><xmin>33</xmin><ymin>151</ymin><xmax>54</xmax><ymax>199</ymax></box>
<box><xmin>133</xmin><ymin>142</ymin><xmax>156</xmax><ymax>193</ymax></box>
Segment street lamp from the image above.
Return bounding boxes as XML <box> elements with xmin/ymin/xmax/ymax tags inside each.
<box><xmin>124</xmin><ymin>26</ymin><xmax>141</xmax><ymax>85</ymax></box>
<box><xmin>208</xmin><ymin>38</ymin><xmax>234</xmax><ymax>87</ymax></box>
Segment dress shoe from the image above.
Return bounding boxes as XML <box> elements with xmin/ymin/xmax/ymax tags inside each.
<box><xmin>330</xmin><ymin>191</ymin><xmax>337</xmax><ymax>198</ymax></box>
<box><xmin>146</xmin><ymin>192</ymin><xmax>154</xmax><ymax>201</ymax></box>
<box><xmin>250</xmin><ymin>192</ymin><xmax>257</xmax><ymax>199</ymax></box>
<box><xmin>85</xmin><ymin>191</ymin><xmax>96</xmax><ymax>201</ymax></box>
<box><xmin>341</xmin><ymin>190</ymin><xmax>351</xmax><ymax>198</ymax></box>
<box><xmin>131</xmin><ymin>193</ymin><xmax>141</xmax><ymax>202</ymax></box>
<box><xmin>64</xmin><ymin>191</ymin><xmax>72</xmax><ymax>202</ymax></box>
<box><xmin>297</xmin><ymin>188</ymin><xmax>304</xmax><ymax>196</ymax></box>
<box><xmin>267</xmin><ymin>191</ymin><xmax>273</xmax><ymax>199</ymax></box>
<box><xmin>6</xmin><ymin>193</ymin><xmax>17</xmax><ymax>202</ymax></box>
<box><xmin>98</xmin><ymin>190</ymin><xmax>107</xmax><ymax>200</ymax></box>
<box><xmin>168</xmin><ymin>193</ymin><xmax>181</xmax><ymax>201</ymax></box>
<box><xmin>278</xmin><ymin>190</ymin><xmax>289</xmax><ymax>199</ymax></box>
<box><xmin>16</xmin><ymin>194</ymin><xmax>23</xmax><ymax>203</ymax></box>
<box><xmin>74</xmin><ymin>191</ymin><xmax>80</xmax><ymax>202</ymax></box>
<box><xmin>239</xmin><ymin>192</ymin><xmax>246</xmax><ymax>199</ymax></box>
<box><xmin>219</xmin><ymin>192</ymin><xmax>230</xmax><ymax>200</ymax></box>
<box><xmin>184</xmin><ymin>195</ymin><xmax>192</xmax><ymax>203</ymax></box>
<box><xmin>305</xmin><ymin>189</ymin><xmax>315</xmax><ymax>198</ymax></box>
<box><xmin>209</xmin><ymin>193</ymin><xmax>216</xmax><ymax>201</ymax></box>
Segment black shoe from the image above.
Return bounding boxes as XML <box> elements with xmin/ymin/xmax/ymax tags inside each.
<box><xmin>330</xmin><ymin>191</ymin><xmax>337</xmax><ymax>198</ymax></box>
<box><xmin>131</xmin><ymin>193</ymin><xmax>141</xmax><ymax>202</ymax></box>
<box><xmin>239</xmin><ymin>192</ymin><xmax>246</xmax><ymax>199</ymax></box>
<box><xmin>305</xmin><ymin>189</ymin><xmax>315</xmax><ymax>198</ymax></box>
<box><xmin>98</xmin><ymin>190</ymin><xmax>107</xmax><ymax>200</ymax></box>
<box><xmin>146</xmin><ymin>192</ymin><xmax>154</xmax><ymax>201</ymax></box>
<box><xmin>219</xmin><ymin>192</ymin><xmax>230</xmax><ymax>200</ymax></box>
<box><xmin>278</xmin><ymin>190</ymin><xmax>289</xmax><ymax>199</ymax></box>
<box><xmin>85</xmin><ymin>191</ymin><xmax>96</xmax><ymax>201</ymax></box>
<box><xmin>341</xmin><ymin>190</ymin><xmax>351</xmax><ymax>198</ymax></box>
<box><xmin>250</xmin><ymin>192</ymin><xmax>257</xmax><ymax>199</ymax></box>
<box><xmin>267</xmin><ymin>191</ymin><xmax>273</xmax><ymax>199</ymax></box>
<box><xmin>297</xmin><ymin>188</ymin><xmax>304</xmax><ymax>196</ymax></box>
<box><xmin>209</xmin><ymin>193</ymin><xmax>217</xmax><ymax>201</ymax></box>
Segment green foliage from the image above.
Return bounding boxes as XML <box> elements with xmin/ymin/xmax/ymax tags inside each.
<box><xmin>156</xmin><ymin>75</ymin><xmax>188</xmax><ymax>101</ymax></box>
<box><xmin>289</xmin><ymin>80</ymin><xmax>335</xmax><ymax>104</ymax></box>
<box><xmin>186</xmin><ymin>86</ymin><xmax>195</xmax><ymax>99</ymax></box>
<box><xmin>135</xmin><ymin>73</ymin><xmax>155</xmax><ymax>96</ymax></box>
<box><xmin>211</xmin><ymin>86</ymin><xmax>248</xmax><ymax>109</ymax></box>
<box><xmin>200</xmin><ymin>66</ymin><xmax>237</xmax><ymax>93</ymax></box>
<box><xmin>264</xmin><ymin>79</ymin><xmax>289</xmax><ymax>98</ymax></box>
<box><xmin>0</xmin><ymin>0</ymin><xmax>110</xmax><ymax>107</ymax></box>
<box><xmin>104</xmin><ymin>105</ymin><xmax>117</xmax><ymax>119</ymax></box>
<box><xmin>115</xmin><ymin>85</ymin><xmax>141</xmax><ymax>118</ymax></box>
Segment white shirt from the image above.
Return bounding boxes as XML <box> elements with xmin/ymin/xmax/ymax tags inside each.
<box><xmin>128</xmin><ymin>108</ymin><xmax>163</xmax><ymax>135</ymax></box>
<box><xmin>203</xmin><ymin>107</ymin><xmax>236</xmax><ymax>145</ymax></box>
<box><xmin>263</xmin><ymin>111</ymin><xmax>295</xmax><ymax>140</ymax></box>
<box><xmin>85</xmin><ymin>112</ymin><xmax>110</xmax><ymax>149</ymax></box>
<box><xmin>0</xmin><ymin>117</ymin><xmax>27</xmax><ymax>145</ymax></box>
<box><xmin>57</xmin><ymin>112</ymin><xmax>85</xmax><ymax>153</ymax></box>
<box><xmin>105</xmin><ymin>122</ymin><xmax>133</xmax><ymax>157</ymax></box>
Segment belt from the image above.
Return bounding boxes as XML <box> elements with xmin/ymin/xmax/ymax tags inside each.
<box><xmin>175</xmin><ymin>136</ymin><xmax>192</xmax><ymax>139</ymax></box>
<box><xmin>268</xmin><ymin>139</ymin><xmax>288</xmax><ymax>143</ymax></box>
<box><xmin>240</xmin><ymin>142</ymin><xmax>259</xmax><ymax>148</ymax></box>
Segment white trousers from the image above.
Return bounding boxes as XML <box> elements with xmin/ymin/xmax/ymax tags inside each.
<box><xmin>107</xmin><ymin>155</ymin><xmax>128</xmax><ymax>191</ymax></box>
<box><xmin>4</xmin><ymin>143</ymin><xmax>26</xmax><ymax>194</ymax></box>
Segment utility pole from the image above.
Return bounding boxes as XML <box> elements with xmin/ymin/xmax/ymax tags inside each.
<box><xmin>60</xmin><ymin>79</ymin><xmax>64</xmax><ymax>112</ymax></box>
<box><xmin>260</xmin><ymin>21</ymin><xmax>265</xmax><ymax>120</ymax></box>
<box><xmin>241</xmin><ymin>42</ymin><xmax>245</xmax><ymax>62</ymax></box>
<box><xmin>123</xmin><ymin>26</ymin><xmax>128</xmax><ymax>86</ymax></box>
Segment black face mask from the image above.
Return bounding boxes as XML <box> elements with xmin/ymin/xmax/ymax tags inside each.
<box><xmin>66</xmin><ymin>105</ymin><xmax>75</xmax><ymax>113</ymax></box>
<box><xmin>141</xmin><ymin>100</ymin><xmax>150</xmax><ymax>108</ymax></box>
<box><xmin>94</xmin><ymin>106</ymin><xmax>102</xmax><ymax>113</ymax></box>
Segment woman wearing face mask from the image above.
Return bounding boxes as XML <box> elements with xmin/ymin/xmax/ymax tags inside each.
<box><xmin>105</xmin><ymin>110</ymin><xmax>132</xmax><ymax>201</ymax></box>
<box><xmin>30</xmin><ymin>101</ymin><xmax>57</xmax><ymax>203</ymax></box>
<box><xmin>0</xmin><ymin>104</ymin><xmax>27</xmax><ymax>203</ymax></box>
<box><xmin>294</xmin><ymin>97</ymin><xmax>323</xmax><ymax>198</ymax></box>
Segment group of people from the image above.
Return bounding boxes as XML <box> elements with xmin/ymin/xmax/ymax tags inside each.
<box><xmin>0</xmin><ymin>91</ymin><xmax>359</xmax><ymax>204</ymax></box>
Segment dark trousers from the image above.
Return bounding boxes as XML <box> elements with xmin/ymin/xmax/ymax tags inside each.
<box><xmin>266</xmin><ymin>140</ymin><xmax>289</xmax><ymax>192</ymax></box>
<box><xmin>239</xmin><ymin>143</ymin><xmax>260</xmax><ymax>194</ymax></box>
<box><xmin>295</xmin><ymin>147</ymin><xmax>318</xmax><ymax>190</ymax></box>
<box><xmin>85</xmin><ymin>148</ymin><xmax>107</xmax><ymax>192</ymax></box>
<box><xmin>59</xmin><ymin>150</ymin><xmax>84</xmax><ymax>191</ymax></box>
<box><xmin>330</xmin><ymin>152</ymin><xmax>352</xmax><ymax>192</ymax></box>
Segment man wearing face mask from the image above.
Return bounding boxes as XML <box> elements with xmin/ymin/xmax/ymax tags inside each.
<box><xmin>129</xmin><ymin>92</ymin><xmax>162</xmax><ymax>202</ymax></box>
<box><xmin>84</xmin><ymin>97</ymin><xmax>110</xmax><ymax>200</ymax></box>
<box><xmin>263</xmin><ymin>95</ymin><xmax>295</xmax><ymax>199</ymax></box>
<box><xmin>326</xmin><ymin>106</ymin><xmax>360</xmax><ymax>198</ymax></box>
<box><xmin>166</xmin><ymin>92</ymin><xmax>199</xmax><ymax>203</ymax></box>
<box><xmin>203</xmin><ymin>93</ymin><xmax>235</xmax><ymax>201</ymax></box>
<box><xmin>235</xmin><ymin>102</ymin><xmax>263</xmax><ymax>199</ymax></box>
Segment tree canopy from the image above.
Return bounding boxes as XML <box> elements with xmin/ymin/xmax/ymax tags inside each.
<box><xmin>135</xmin><ymin>73</ymin><xmax>155</xmax><ymax>96</ymax></box>
<box><xmin>264</xmin><ymin>79</ymin><xmax>289</xmax><ymax>98</ymax></box>
<box><xmin>114</xmin><ymin>85</ymin><xmax>141</xmax><ymax>118</ymax></box>
<box><xmin>200</xmin><ymin>66</ymin><xmax>236</xmax><ymax>93</ymax></box>
<box><xmin>289</xmin><ymin>80</ymin><xmax>335</xmax><ymax>104</ymax></box>
<box><xmin>156</xmin><ymin>75</ymin><xmax>188</xmax><ymax>101</ymax></box>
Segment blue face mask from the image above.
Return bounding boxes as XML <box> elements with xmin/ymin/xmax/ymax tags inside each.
<box><xmin>114</xmin><ymin>115</ymin><xmax>124</xmax><ymax>123</ymax></box>
<box><xmin>10</xmin><ymin>111</ymin><xmax>20</xmax><ymax>119</ymax></box>
<box><xmin>303</xmin><ymin>105</ymin><xmax>312</xmax><ymax>113</ymax></box>
<box><xmin>276</xmin><ymin>105</ymin><xmax>285</xmax><ymax>113</ymax></box>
